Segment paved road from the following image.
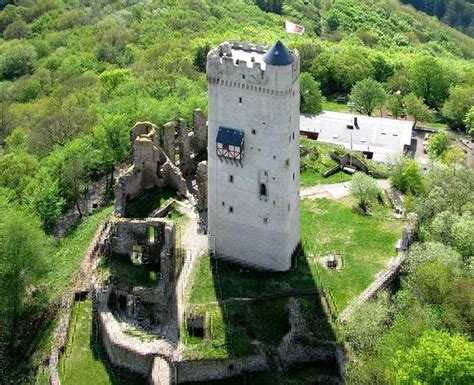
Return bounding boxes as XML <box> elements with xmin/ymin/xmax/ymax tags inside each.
<box><xmin>300</xmin><ymin>179</ymin><xmax>390</xmax><ymax>200</ymax></box>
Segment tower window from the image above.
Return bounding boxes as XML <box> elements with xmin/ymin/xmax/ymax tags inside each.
<box><xmin>285</xmin><ymin>159</ymin><xmax>290</xmax><ymax>167</ymax></box>
<box><xmin>289</xmin><ymin>134</ymin><xmax>291</xmax><ymax>143</ymax></box>
<box><xmin>228</xmin><ymin>175</ymin><xmax>234</xmax><ymax>183</ymax></box>
<box><xmin>260</xmin><ymin>183</ymin><xmax>267</xmax><ymax>198</ymax></box>
<box><xmin>239</xmin><ymin>97</ymin><xmax>242</xmax><ymax>104</ymax></box>
<box><xmin>263</xmin><ymin>217</ymin><xmax>268</xmax><ymax>224</ymax></box>
<box><xmin>242</xmin><ymin>75</ymin><xmax>245</xmax><ymax>79</ymax></box>
<box><xmin>251</xmin><ymin>129</ymin><xmax>256</xmax><ymax>135</ymax></box>
<box><xmin>222</xmin><ymin>201</ymin><xmax>225</xmax><ymax>206</ymax></box>
<box><xmin>229</xmin><ymin>206</ymin><xmax>234</xmax><ymax>213</ymax></box>
<box><xmin>292</xmin><ymin>132</ymin><xmax>295</xmax><ymax>140</ymax></box>
<box><xmin>293</xmin><ymin>172</ymin><xmax>295</xmax><ymax>180</ymax></box>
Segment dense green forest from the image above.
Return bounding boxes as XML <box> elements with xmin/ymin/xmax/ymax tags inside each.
<box><xmin>0</xmin><ymin>0</ymin><xmax>473</xmax><ymax>383</ymax></box>
<box><xmin>401</xmin><ymin>0</ymin><xmax>474</xmax><ymax>36</ymax></box>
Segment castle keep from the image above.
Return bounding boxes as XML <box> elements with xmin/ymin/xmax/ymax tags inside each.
<box><xmin>206</xmin><ymin>41</ymin><xmax>301</xmax><ymax>271</ymax></box>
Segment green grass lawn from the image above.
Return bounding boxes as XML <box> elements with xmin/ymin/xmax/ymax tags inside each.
<box><xmin>183</xmin><ymin>298</ymin><xmax>296</xmax><ymax>359</ymax></box>
<box><xmin>104</xmin><ymin>257</ymin><xmax>159</xmax><ymax>289</ymax></box>
<box><xmin>28</xmin><ymin>207</ymin><xmax>114</xmax><ymax>384</ymax></box>
<box><xmin>301</xmin><ymin>168</ymin><xmax>351</xmax><ymax>186</ymax></box>
<box><xmin>190</xmin><ymin>199</ymin><xmax>402</xmax><ymax>311</ymax></box>
<box><xmin>322</xmin><ymin>100</ymin><xmax>354</xmax><ymax>113</ymax></box>
<box><xmin>300</xmin><ymin>139</ymin><xmax>351</xmax><ymax>187</ymax></box>
<box><xmin>59</xmin><ymin>300</ymin><xmax>147</xmax><ymax>385</ymax></box>
<box><xmin>185</xmin><ymin>198</ymin><xmax>402</xmax><ymax>359</ymax></box>
<box><xmin>300</xmin><ymin>198</ymin><xmax>402</xmax><ymax>312</ymax></box>
<box><xmin>45</xmin><ymin>206</ymin><xmax>114</xmax><ymax>301</ymax></box>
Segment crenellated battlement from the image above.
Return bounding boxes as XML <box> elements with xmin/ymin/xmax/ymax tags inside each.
<box><xmin>207</xmin><ymin>40</ymin><xmax>299</xmax><ymax>89</ymax></box>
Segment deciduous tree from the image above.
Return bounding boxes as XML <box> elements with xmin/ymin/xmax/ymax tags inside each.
<box><xmin>386</xmin><ymin>93</ymin><xmax>404</xmax><ymax>119</ymax></box>
<box><xmin>349</xmin><ymin>171</ymin><xmax>380</xmax><ymax>213</ymax></box>
<box><xmin>463</xmin><ymin>106</ymin><xmax>474</xmax><ymax>133</ymax></box>
<box><xmin>0</xmin><ymin>42</ymin><xmax>37</xmax><ymax>80</ymax></box>
<box><xmin>426</xmin><ymin>130</ymin><xmax>450</xmax><ymax>159</ymax></box>
<box><xmin>403</xmin><ymin>93</ymin><xmax>432</xmax><ymax>126</ymax></box>
<box><xmin>350</xmin><ymin>78</ymin><xmax>386</xmax><ymax>117</ymax></box>
<box><xmin>407</xmin><ymin>56</ymin><xmax>451</xmax><ymax>109</ymax></box>
<box><xmin>442</xmin><ymin>85</ymin><xmax>474</xmax><ymax>130</ymax></box>
<box><xmin>392</xmin><ymin>330</ymin><xmax>474</xmax><ymax>385</ymax></box>
<box><xmin>389</xmin><ymin>156</ymin><xmax>424</xmax><ymax>195</ymax></box>
<box><xmin>300</xmin><ymin>72</ymin><xmax>324</xmax><ymax>115</ymax></box>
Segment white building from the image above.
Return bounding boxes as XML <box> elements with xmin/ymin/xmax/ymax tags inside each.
<box><xmin>206</xmin><ymin>41</ymin><xmax>300</xmax><ymax>271</ymax></box>
<box><xmin>300</xmin><ymin>111</ymin><xmax>414</xmax><ymax>163</ymax></box>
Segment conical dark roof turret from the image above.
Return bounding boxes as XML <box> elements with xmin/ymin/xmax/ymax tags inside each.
<box><xmin>262</xmin><ymin>40</ymin><xmax>294</xmax><ymax>66</ymax></box>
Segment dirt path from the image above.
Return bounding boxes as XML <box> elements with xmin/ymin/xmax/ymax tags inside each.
<box><xmin>171</xmin><ymin>200</ymin><xmax>208</xmax><ymax>349</ymax></box>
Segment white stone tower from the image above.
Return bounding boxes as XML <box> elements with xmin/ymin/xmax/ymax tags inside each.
<box><xmin>206</xmin><ymin>40</ymin><xmax>300</xmax><ymax>271</ymax></box>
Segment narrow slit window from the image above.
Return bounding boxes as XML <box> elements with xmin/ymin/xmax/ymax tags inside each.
<box><xmin>148</xmin><ymin>226</ymin><xmax>155</xmax><ymax>244</ymax></box>
<box><xmin>239</xmin><ymin>97</ymin><xmax>242</xmax><ymax>104</ymax></box>
<box><xmin>229</xmin><ymin>175</ymin><xmax>234</xmax><ymax>183</ymax></box>
<box><xmin>229</xmin><ymin>206</ymin><xmax>234</xmax><ymax>213</ymax></box>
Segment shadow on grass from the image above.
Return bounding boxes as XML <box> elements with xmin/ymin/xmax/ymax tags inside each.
<box><xmin>184</xmin><ymin>244</ymin><xmax>341</xmax><ymax>384</ymax></box>
<box><xmin>90</xmin><ymin>301</ymin><xmax>149</xmax><ymax>385</ymax></box>
<box><xmin>125</xmin><ymin>186</ymin><xmax>175</xmax><ymax>218</ymax></box>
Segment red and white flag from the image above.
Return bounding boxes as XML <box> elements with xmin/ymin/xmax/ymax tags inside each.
<box><xmin>285</xmin><ymin>20</ymin><xmax>304</xmax><ymax>35</ymax></box>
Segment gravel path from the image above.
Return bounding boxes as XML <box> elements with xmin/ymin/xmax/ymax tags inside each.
<box><xmin>300</xmin><ymin>179</ymin><xmax>390</xmax><ymax>200</ymax></box>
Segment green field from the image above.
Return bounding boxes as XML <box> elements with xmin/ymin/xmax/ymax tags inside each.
<box><xmin>189</xmin><ymin>198</ymin><xmax>402</xmax><ymax>311</ymax></box>
<box><xmin>59</xmin><ymin>300</ymin><xmax>147</xmax><ymax>385</ymax></box>
<box><xmin>300</xmin><ymin>198</ymin><xmax>402</xmax><ymax>310</ymax></box>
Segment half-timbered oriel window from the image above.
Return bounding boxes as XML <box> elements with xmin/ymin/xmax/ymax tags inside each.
<box><xmin>216</xmin><ymin>127</ymin><xmax>244</xmax><ymax>161</ymax></box>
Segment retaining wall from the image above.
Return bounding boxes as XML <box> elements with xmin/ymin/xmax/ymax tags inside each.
<box><xmin>48</xmin><ymin>220</ymin><xmax>112</xmax><ymax>385</ymax></box>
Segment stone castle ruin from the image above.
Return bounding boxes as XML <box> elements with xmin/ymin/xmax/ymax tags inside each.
<box><xmin>114</xmin><ymin>109</ymin><xmax>208</xmax><ymax>217</ymax></box>
<box><xmin>106</xmin><ymin>218</ymin><xmax>177</xmax><ymax>328</ymax></box>
<box><xmin>49</xmin><ymin>42</ymin><xmax>346</xmax><ymax>385</ymax></box>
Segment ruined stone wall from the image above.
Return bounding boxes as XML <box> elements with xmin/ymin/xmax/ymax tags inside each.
<box><xmin>96</xmin><ymin>289</ymin><xmax>176</xmax><ymax>377</ymax></box>
<box><xmin>192</xmin><ymin>108</ymin><xmax>207</xmax><ymax>155</ymax></box>
<box><xmin>99</xmin><ymin>307</ymin><xmax>156</xmax><ymax>377</ymax></box>
<box><xmin>108</xmin><ymin>218</ymin><xmax>176</xmax><ymax>285</ymax></box>
<box><xmin>114</xmin><ymin>112</ymin><xmax>206</xmax><ymax>217</ymax></box>
<box><xmin>48</xmin><ymin>220</ymin><xmax>112</xmax><ymax>385</ymax></box>
<box><xmin>150</xmin><ymin>356</ymin><xmax>175</xmax><ymax>385</ymax></box>
<box><xmin>109</xmin><ymin>219</ymin><xmax>174</xmax><ymax>257</ymax></box>
<box><xmin>196</xmin><ymin>161</ymin><xmax>207</xmax><ymax>211</ymax></box>
<box><xmin>174</xmin><ymin>356</ymin><xmax>268</xmax><ymax>383</ymax></box>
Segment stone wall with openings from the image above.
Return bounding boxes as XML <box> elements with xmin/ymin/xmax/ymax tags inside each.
<box><xmin>114</xmin><ymin>109</ymin><xmax>207</xmax><ymax>217</ymax></box>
